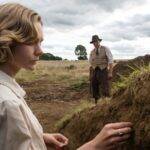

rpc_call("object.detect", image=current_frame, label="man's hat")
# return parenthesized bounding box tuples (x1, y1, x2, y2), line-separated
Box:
(90, 35, 102, 43)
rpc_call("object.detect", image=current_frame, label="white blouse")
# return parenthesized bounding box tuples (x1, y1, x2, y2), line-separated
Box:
(0, 71, 47, 150)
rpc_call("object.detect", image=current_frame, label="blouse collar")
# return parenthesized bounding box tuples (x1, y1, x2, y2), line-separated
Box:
(0, 70, 26, 98)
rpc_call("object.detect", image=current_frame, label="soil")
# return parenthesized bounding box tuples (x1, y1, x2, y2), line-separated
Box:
(58, 68, 150, 150)
(18, 79, 89, 132)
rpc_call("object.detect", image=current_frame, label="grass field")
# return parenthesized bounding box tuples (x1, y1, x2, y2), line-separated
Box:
(16, 60, 89, 83)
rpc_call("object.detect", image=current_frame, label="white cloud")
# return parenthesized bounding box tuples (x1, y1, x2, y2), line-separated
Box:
(1, 0, 150, 60)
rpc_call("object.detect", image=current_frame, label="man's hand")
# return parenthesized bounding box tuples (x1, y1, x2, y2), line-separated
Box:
(108, 72, 113, 80)
(108, 63, 113, 80)
(43, 133, 68, 149)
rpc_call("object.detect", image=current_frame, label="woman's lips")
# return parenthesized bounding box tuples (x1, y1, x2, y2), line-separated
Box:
(31, 60, 38, 64)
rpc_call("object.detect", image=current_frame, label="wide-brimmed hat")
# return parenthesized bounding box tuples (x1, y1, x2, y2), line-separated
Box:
(90, 35, 102, 43)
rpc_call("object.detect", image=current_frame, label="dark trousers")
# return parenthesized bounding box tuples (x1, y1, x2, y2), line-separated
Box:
(90, 67, 110, 101)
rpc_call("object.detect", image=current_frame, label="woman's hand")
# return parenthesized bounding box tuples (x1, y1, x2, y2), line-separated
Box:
(91, 122, 133, 150)
(78, 122, 132, 150)
(43, 133, 68, 149)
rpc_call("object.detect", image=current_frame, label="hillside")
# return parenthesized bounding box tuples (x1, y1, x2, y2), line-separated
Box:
(57, 66, 150, 150)
(112, 54, 150, 82)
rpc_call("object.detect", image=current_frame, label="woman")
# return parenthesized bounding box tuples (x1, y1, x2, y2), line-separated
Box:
(0, 3, 132, 150)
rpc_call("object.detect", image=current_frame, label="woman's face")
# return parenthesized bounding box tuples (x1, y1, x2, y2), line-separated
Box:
(11, 23, 43, 70)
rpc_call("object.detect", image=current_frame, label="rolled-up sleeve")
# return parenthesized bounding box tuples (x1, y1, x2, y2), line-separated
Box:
(89, 51, 93, 65)
(0, 100, 32, 150)
(105, 47, 113, 64)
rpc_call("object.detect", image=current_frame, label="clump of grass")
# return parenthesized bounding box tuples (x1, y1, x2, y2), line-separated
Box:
(70, 76, 88, 91)
(65, 65, 77, 70)
(55, 100, 94, 130)
(112, 65, 150, 94)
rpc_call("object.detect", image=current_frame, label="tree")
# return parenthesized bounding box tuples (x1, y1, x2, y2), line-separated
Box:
(75, 45, 87, 60)
(40, 53, 62, 60)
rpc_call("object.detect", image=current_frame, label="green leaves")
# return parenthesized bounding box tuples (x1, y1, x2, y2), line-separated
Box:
(75, 45, 87, 60)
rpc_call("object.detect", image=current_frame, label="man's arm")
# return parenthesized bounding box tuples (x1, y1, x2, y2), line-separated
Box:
(108, 63, 113, 75)
(105, 47, 113, 78)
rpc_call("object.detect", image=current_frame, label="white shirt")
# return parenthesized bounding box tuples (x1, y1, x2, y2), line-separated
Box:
(103, 46, 113, 64)
(0, 71, 47, 150)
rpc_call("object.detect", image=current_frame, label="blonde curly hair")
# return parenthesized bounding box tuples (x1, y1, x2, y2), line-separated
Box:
(0, 3, 42, 63)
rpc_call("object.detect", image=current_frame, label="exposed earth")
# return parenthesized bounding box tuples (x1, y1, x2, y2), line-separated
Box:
(18, 77, 89, 132)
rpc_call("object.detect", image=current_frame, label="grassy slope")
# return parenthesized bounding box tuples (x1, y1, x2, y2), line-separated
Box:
(58, 66, 150, 150)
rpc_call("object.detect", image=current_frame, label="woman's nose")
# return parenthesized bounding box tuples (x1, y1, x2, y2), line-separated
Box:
(35, 47, 43, 56)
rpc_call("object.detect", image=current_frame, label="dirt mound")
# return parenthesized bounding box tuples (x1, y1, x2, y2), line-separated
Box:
(113, 54, 150, 82)
(58, 70, 150, 150)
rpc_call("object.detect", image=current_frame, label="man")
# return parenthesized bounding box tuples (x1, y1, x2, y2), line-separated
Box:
(89, 35, 113, 104)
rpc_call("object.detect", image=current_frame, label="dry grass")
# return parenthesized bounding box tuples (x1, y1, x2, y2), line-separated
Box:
(16, 60, 89, 85)
(112, 65, 150, 94)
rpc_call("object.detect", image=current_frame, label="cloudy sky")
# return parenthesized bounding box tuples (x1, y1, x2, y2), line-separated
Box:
(1, 0, 150, 60)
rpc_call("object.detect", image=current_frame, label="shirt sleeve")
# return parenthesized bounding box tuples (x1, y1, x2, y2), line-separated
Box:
(0, 100, 32, 150)
(105, 47, 113, 64)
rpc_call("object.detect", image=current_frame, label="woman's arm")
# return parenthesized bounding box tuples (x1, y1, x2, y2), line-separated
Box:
(77, 140, 97, 150)
(0, 100, 32, 150)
